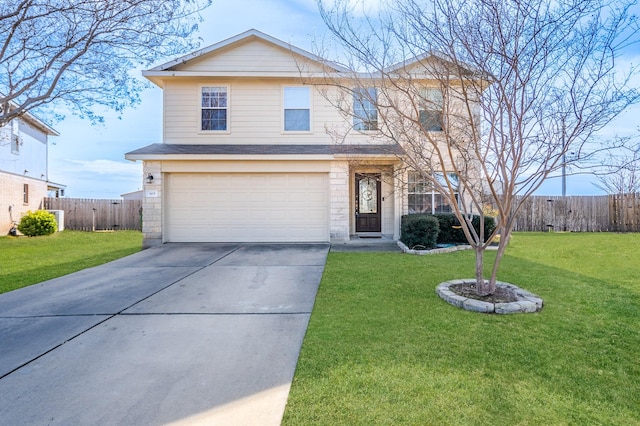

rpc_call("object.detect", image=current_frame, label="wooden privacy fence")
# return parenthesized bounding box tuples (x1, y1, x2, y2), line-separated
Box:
(509, 194, 640, 232)
(43, 194, 640, 233)
(44, 197, 142, 231)
(608, 193, 640, 232)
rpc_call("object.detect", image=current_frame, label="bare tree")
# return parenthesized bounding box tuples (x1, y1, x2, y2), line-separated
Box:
(316, 0, 640, 295)
(0, 0, 211, 126)
(594, 141, 640, 231)
(594, 139, 640, 195)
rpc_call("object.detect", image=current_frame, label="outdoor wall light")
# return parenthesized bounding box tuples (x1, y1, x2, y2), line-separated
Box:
(146, 173, 154, 184)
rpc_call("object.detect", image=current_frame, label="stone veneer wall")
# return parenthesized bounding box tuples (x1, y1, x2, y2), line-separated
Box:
(0, 172, 47, 235)
(329, 161, 350, 242)
(141, 161, 162, 248)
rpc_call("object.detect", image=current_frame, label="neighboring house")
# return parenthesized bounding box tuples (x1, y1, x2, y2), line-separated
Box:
(126, 29, 465, 247)
(121, 190, 143, 201)
(0, 110, 64, 235)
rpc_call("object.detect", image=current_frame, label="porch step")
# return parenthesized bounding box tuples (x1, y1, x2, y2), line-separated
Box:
(330, 235, 401, 252)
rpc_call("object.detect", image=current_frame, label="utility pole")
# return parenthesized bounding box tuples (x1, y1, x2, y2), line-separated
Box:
(561, 117, 567, 198)
(561, 117, 567, 231)
(562, 153, 566, 197)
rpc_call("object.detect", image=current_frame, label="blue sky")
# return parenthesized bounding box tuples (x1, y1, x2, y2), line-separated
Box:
(46, 0, 639, 198)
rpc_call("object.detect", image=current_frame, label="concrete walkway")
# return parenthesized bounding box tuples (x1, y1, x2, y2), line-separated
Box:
(0, 243, 328, 425)
(330, 235, 402, 252)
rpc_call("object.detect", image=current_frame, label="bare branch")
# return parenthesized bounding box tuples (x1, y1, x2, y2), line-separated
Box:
(316, 0, 640, 295)
(0, 0, 211, 125)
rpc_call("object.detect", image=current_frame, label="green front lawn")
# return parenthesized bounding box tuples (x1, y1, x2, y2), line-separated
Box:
(0, 230, 143, 294)
(283, 233, 640, 425)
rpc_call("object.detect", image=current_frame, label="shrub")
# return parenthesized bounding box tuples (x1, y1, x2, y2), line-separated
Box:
(18, 210, 58, 237)
(431, 213, 496, 244)
(400, 214, 440, 249)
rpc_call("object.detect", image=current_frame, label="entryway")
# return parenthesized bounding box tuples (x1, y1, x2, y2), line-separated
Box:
(355, 173, 381, 233)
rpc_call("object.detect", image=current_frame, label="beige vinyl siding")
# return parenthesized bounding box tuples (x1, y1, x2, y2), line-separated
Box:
(170, 39, 328, 74)
(163, 80, 381, 145)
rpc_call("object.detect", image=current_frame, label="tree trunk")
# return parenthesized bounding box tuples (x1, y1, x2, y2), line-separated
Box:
(475, 247, 494, 296)
(488, 229, 510, 291)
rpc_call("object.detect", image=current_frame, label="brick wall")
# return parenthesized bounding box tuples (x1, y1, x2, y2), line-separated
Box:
(141, 161, 162, 248)
(329, 161, 350, 241)
(0, 172, 47, 235)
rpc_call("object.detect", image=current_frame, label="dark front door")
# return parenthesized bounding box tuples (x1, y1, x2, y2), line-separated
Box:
(355, 173, 382, 233)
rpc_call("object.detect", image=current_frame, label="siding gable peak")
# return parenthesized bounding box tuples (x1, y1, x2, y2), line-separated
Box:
(145, 29, 348, 77)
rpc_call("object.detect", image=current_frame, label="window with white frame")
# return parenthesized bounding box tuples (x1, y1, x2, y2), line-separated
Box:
(407, 171, 458, 214)
(11, 120, 19, 154)
(201, 86, 228, 131)
(353, 87, 378, 131)
(283, 86, 310, 131)
(419, 88, 444, 132)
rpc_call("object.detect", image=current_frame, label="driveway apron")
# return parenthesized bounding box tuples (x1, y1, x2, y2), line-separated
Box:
(0, 243, 328, 425)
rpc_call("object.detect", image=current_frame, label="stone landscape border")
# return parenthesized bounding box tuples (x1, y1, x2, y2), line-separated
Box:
(397, 241, 473, 254)
(436, 279, 544, 314)
(396, 241, 499, 254)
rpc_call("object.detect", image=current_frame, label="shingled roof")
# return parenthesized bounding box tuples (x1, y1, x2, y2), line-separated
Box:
(125, 143, 404, 159)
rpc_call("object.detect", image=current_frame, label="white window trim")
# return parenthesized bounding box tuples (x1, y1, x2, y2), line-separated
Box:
(407, 171, 458, 215)
(11, 134, 20, 155)
(11, 120, 20, 154)
(198, 84, 231, 134)
(282, 85, 312, 134)
(353, 87, 379, 132)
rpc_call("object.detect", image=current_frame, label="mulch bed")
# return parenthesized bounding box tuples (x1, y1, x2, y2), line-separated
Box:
(449, 282, 519, 303)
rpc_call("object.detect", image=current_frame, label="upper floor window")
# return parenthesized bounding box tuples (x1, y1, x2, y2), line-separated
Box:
(419, 88, 444, 132)
(23, 184, 29, 204)
(201, 86, 228, 131)
(353, 87, 378, 131)
(407, 171, 458, 214)
(11, 120, 19, 154)
(284, 86, 310, 131)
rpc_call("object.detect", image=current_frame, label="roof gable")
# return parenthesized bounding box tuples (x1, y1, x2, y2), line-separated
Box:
(384, 52, 480, 79)
(2, 101, 59, 136)
(147, 29, 347, 75)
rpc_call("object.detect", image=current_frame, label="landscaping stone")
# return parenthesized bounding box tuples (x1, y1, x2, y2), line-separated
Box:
(436, 279, 543, 314)
(397, 241, 499, 254)
(397, 240, 473, 255)
(463, 298, 494, 313)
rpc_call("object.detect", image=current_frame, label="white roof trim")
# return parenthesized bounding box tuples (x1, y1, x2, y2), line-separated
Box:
(22, 111, 59, 136)
(384, 51, 482, 77)
(2, 99, 59, 136)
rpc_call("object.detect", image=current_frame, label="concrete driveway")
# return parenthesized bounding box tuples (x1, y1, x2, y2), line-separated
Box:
(0, 243, 328, 425)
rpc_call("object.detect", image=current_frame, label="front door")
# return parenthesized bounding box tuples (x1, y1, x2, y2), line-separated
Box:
(355, 173, 382, 233)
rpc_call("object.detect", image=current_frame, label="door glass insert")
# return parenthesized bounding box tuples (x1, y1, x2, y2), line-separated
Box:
(359, 177, 377, 214)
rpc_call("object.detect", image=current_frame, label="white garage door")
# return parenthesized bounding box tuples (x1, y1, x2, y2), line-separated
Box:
(165, 173, 329, 242)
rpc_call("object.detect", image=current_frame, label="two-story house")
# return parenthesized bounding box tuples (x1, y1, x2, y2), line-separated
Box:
(0, 110, 64, 235)
(126, 29, 464, 247)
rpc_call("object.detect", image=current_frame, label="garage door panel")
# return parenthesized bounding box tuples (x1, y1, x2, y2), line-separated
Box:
(269, 192, 287, 202)
(166, 172, 329, 242)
